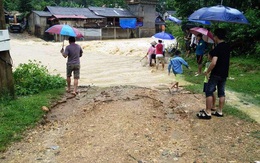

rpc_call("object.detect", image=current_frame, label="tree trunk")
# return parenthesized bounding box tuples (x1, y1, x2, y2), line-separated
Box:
(0, 0, 15, 98)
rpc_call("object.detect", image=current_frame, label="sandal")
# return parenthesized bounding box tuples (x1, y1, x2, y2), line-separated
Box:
(71, 92, 78, 96)
(197, 110, 211, 119)
(199, 109, 216, 112)
(212, 111, 224, 117)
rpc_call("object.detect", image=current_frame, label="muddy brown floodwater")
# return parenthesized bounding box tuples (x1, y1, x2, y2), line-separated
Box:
(0, 33, 259, 163)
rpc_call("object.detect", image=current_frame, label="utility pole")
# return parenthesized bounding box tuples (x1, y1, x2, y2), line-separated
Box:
(0, 0, 15, 98)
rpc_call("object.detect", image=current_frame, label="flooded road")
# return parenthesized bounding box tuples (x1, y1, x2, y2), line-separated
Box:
(9, 36, 260, 123)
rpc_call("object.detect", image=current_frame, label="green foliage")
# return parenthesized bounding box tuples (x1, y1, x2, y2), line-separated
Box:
(170, 1, 260, 58)
(250, 130, 260, 140)
(165, 21, 185, 51)
(29, 0, 56, 11)
(183, 56, 260, 106)
(217, 9, 260, 58)
(223, 105, 256, 123)
(59, 1, 85, 8)
(0, 88, 64, 152)
(13, 60, 66, 96)
(227, 57, 260, 105)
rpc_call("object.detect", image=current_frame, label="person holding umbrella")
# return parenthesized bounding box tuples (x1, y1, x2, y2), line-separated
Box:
(60, 37, 83, 96)
(195, 33, 206, 76)
(197, 28, 231, 119)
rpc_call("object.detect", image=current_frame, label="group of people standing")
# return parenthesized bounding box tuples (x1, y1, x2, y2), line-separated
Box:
(61, 28, 230, 120)
(149, 28, 231, 120)
(145, 39, 165, 70)
(184, 27, 209, 76)
(184, 27, 231, 119)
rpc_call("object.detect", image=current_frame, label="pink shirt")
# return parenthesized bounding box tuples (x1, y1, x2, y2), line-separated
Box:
(147, 46, 155, 55)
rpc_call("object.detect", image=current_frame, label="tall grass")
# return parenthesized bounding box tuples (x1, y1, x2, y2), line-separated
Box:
(0, 88, 64, 152)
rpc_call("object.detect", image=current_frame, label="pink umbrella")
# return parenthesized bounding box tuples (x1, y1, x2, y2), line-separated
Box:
(190, 27, 214, 43)
(45, 24, 83, 48)
(45, 24, 83, 38)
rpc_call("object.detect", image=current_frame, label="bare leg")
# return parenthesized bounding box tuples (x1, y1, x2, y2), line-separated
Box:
(170, 82, 177, 89)
(218, 96, 225, 113)
(67, 77, 71, 92)
(198, 64, 203, 74)
(212, 93, 216, 110)
(175, 82, 179, 90)
(73, 78, 79, 94)
(185, 50, 190, 57)
(162, 63, 164, 70)
(206, 96, 213, 115)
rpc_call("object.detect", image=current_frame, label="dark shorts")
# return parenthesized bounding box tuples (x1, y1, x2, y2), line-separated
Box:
(185, 41, 191, 51)
(205, 75, 227, 97)
(151, 54, 156, 60)
(196, 55, 203, 64)
(67, 64, 80, 79)
(203, 82, 216, 92)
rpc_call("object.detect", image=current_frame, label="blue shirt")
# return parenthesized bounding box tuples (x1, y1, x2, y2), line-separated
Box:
(195, 39, 206, 55)
(168, 56, 189, 74)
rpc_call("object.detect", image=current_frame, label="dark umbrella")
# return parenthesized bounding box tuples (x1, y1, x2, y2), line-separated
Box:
(188, 5, 249, 24)
(188, 18, 211, 25)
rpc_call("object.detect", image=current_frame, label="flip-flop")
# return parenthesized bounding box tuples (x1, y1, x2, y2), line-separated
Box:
(71, 92, 77, 96)
(199, 109, 216, 112)
(212, 111, 224, 117)
(197, 110, 211, 119)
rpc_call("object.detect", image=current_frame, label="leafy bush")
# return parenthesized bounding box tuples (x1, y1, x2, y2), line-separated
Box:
(165, 21, 185, 51)
(13, 60, 66, 96)
(218, 8, 260, 58)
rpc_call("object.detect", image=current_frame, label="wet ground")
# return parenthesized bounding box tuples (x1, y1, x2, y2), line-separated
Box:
(0, 33, 259, 162)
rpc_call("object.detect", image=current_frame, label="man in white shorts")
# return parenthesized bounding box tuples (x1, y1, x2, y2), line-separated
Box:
(155, 40, 165, 70)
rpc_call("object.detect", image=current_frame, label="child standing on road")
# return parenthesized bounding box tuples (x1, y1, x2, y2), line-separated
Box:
(168, 50, 190, 93)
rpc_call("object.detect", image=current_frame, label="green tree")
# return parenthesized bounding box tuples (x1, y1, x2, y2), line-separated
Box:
(18, 0, 33, 12)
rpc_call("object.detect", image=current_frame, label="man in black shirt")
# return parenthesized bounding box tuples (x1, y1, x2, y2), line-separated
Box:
(197, 28, 231, 119)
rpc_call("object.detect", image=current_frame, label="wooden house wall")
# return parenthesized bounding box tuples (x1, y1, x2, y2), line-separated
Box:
(128, 4, 156, 37)
(28, 13, 49, 37)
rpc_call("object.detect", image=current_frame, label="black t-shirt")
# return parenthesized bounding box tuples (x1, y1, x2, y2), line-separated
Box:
(209, 42, 231, 78)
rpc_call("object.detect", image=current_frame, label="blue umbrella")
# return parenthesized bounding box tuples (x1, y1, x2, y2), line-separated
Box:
(188, 18, 211, 25)
(167, 16, 182, 25)
(188, 5, 249, 24)
(152, 32, 175, 40)
(45, 24, 83, 38)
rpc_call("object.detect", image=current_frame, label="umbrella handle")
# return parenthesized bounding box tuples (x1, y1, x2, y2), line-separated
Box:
(62, 39, 64, 49)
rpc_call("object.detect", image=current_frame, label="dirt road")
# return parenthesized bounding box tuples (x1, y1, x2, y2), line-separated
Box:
(0, 33, 259, 162)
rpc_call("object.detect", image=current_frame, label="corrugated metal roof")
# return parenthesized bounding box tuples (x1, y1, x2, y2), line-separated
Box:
(54, 15, 86, 19)
(88, 6, 136, 18)
(45, 6, 104, 19)
(33, 11, 52, 17)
